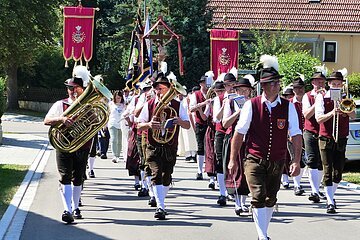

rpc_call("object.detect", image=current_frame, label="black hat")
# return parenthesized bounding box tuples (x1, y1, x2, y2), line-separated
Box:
(235, 77, 253, 89)
(213, 81, 225, 90)
(259, 67, 283, 83)
(327, 71, 345, 81)
(152, 72, 170, 88)
(282, 87, 294, 96)
(199, 75, 207, 83)
(64, 77, 84, 88)
(310, 72, 326, 81)
(223, 73, 237, 83)
(192, 86, 200, 92)
(292, 77, 305, 88)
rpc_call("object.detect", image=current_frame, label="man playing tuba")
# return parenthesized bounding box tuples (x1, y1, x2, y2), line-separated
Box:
(44, 67, 92, 224)
(137, 72, 190, 220)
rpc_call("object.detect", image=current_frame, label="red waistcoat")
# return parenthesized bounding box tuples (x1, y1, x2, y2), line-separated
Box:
(290, 97, 304, 131)
(194, 90, 207, 125)
(147, 98, 181, 149)
(319, 98, 349, 139)
(215, 94, 227, 133)
(304, 92, 319, 134)
(246, 96, 289, 162)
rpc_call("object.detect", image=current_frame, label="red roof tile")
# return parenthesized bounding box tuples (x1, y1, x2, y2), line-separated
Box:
(208, 0, 360, 33)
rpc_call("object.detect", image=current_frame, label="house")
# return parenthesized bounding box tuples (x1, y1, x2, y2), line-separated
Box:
(208, 0, 360, 73)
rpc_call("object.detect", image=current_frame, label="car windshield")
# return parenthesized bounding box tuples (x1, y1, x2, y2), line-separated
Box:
(351, 100, 360, 122)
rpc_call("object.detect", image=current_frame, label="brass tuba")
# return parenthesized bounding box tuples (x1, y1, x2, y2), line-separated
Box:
(49, 78, 113, 152)
(152, 80, 187, 144)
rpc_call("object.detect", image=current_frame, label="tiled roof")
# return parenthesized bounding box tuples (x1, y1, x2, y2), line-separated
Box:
(208, 0, 360, 33)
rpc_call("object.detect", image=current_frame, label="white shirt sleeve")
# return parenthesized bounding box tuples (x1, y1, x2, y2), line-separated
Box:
(314, 93, 325, 120)
(223, 99, 232, 118)
(302, 93, 311, 113)
(179, 101, 190, 121)
(235, 100, 252, 135)
(137, 102, 149, 123)
(212, 96, 221, 123)
(288, 102, 302, 137)
(45, 100, 64, 119)
(189, 93, 197, 108)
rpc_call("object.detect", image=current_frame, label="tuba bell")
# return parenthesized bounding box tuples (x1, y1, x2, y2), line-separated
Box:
(48, 78, 113, 152)
(152, 79, 187, 144)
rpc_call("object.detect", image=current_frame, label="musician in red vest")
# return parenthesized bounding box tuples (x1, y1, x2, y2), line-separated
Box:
(44, 75, 90, 224)
(189, 75, 210, 180)
(302, 71, 327, 203)
(137, 73, 190, 220)
(315, 70, 355, 214)
(228, 55, 302, 240)
(212, 73, 237, 206)
(290, 77, 306, 196)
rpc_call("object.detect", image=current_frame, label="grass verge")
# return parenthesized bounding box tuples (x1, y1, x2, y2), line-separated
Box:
(342, 173, 360, 184)
(0, 164, 28, 218)
(343, 161, 360, 184)
(5, 109, 46, 118)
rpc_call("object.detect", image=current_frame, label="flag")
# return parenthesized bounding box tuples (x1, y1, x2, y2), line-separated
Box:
(144, 14, 153, 75)
(210, 29, 239, 79)
(126, 11, 151, 89)
(63, 6, 95, 67)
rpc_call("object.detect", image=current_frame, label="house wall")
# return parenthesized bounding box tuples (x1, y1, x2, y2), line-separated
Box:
(298, 33, 360, 74)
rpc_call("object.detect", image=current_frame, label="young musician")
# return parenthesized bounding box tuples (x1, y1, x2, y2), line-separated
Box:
(315, 70, 355, 214)
(137, 73, 190, 220)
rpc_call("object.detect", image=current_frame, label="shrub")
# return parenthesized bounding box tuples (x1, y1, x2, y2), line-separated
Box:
(0, 77, 6, 118)
(347, 73, 360, 99)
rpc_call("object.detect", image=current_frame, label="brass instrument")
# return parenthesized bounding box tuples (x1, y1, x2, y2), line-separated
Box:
(49, 78, 113, 152)
(206, 87, 216, 99)
(152, 80, 187, 144)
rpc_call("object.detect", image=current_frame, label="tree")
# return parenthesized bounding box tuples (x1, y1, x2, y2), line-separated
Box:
(0, 0, 63, 109)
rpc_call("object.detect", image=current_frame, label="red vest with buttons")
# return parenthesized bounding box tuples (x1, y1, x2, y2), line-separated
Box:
(304, 92, 319, 134)
(246, 96, 289, 162)
(215, 94, 227, 133)
(290, 97, 304, 131)
(194, 90, 207, 125)
(147, 98, 181, 149)
(319, 97, 349, 139)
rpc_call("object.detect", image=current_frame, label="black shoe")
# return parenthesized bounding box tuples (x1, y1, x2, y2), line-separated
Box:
(73, 208, 83, 219)
(217, 195, 227, 206)
(78, 198, 83, 207)
(334, 199, 337, 209)
(62, 210, 74, 223)
(96, 151, 101, 156)
(192, 156, 197, 163)
(196, 173, 203, 180)
(294, 186, 305, 196)
(309, 193, 320, 203)
(185, 156, 192, 162)
(319, 191, 327, 200)
(134, 183, 141, 191)
(208, 182, 215, 190)
(89, 170, 95, 178)
(235, 208, 242, 216)
(138, 188, 149, 197)
(326, 204, 336, 214)
(154, 208, 166, 220)
(100, 154, 107, 159)
(148, 197, 157, 207)
(226, 194, 235, 202)
(282, 182, 290, 189)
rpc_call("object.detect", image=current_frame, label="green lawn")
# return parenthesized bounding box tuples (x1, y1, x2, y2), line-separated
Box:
(0, 164, 28, 218)
(343, 161, 360, 184)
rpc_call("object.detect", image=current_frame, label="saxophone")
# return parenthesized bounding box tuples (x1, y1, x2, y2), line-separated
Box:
(49, 78, 113, 152)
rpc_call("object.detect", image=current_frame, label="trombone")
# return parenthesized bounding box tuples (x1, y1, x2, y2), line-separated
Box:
(332, 81, 356, 142)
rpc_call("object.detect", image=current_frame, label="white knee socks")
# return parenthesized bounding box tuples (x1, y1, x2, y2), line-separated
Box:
(217, 173, 226, 196)
(59, 184, 72, 213)
(72, 185, 82, 210)
(197, 155, 204, 174)
(88, 157, 95, 171)
(293, 168, 304, 188)
(309, 168, 319, 194)
(253, 207, 268, 240)
(153, 185, 165, 209)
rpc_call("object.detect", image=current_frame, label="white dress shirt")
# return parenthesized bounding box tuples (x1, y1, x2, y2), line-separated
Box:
(235, 94, 302, 137)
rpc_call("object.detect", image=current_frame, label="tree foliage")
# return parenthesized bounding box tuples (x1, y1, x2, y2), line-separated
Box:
(240, 28, 304, 70)
(278, 51, 321, 88)
(347, 73, 360, 98)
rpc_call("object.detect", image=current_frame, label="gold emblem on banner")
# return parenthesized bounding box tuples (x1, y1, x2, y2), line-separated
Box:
(72, 25, 86, 43)
(218, 48, 230, 66)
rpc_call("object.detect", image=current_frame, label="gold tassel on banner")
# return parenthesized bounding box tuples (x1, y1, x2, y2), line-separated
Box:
(80, 58, 83, 66)
(65, 60, 69, 68)
(86, 61, 89, 69)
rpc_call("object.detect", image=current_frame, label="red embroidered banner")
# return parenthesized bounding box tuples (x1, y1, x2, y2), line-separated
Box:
(63, 6, 95, 66)
(210, 29, 239, 79)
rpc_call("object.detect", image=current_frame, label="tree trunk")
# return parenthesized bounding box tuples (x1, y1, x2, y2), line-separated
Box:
(6, 64, 19, 110)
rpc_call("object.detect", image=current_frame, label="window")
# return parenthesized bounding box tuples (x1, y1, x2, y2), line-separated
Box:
(323, 41, 337, 62)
